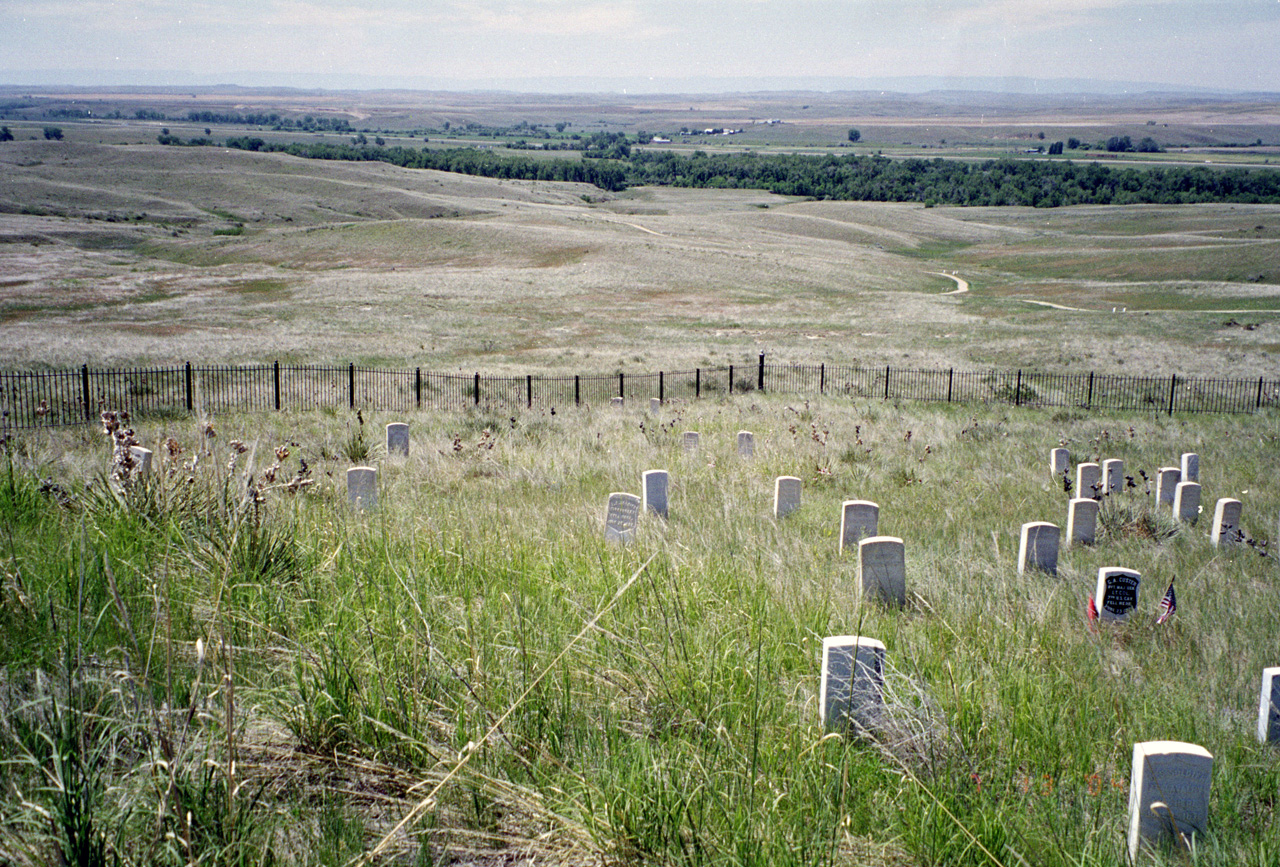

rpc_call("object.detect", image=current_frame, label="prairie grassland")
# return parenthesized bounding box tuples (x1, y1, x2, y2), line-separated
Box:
(1, 140, 1279, 378)
(0, 395, 1278, 865)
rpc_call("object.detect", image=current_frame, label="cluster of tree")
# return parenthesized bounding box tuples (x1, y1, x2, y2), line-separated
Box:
(156, 129, 213, 147)
(185, 111, 352, 132)
(1106, 135, 1162, 153)
(624, 151, 1280, 206)
(221, 138, 628, 190)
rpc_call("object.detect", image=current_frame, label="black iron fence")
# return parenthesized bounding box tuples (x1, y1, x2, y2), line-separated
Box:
(2, 358, 1277, 430)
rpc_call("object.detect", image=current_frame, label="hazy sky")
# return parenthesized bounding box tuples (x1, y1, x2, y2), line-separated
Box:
(4, 0, 1278, 92)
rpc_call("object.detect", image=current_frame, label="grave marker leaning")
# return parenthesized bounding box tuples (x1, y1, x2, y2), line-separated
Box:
(604, 492, 642, 543)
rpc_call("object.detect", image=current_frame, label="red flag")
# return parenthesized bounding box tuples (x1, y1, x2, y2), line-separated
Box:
(1156, 581, 1176, 624)
(1087, 595, 1098, 623)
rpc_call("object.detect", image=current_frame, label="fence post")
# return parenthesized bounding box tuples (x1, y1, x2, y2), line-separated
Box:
(574, 374, 580, 407)
(696, 368, 701, 399)
(947, 368, 954, 403)
(474, 372, 480, 407)
(729, 365, 734, 395)
(81, 364, 91, 421)
(758, 353, 765, 392)
(884, 365, 890, 401)
(1086, 371, 1094, 408)
(1167, 374, 1176, 416)
(527, 374, 533, 409)
(1257, 376, 1265, 410)
(819, 363, 825, 394)
(659, 371, 664, 403)
(185, 361, 194, 413)
(348, 363, 355, 409)
(273, 361, 281, 411)
(415, 368, 422, 409)
(1015, 370, 1023, 407)
(619, 372, 624, 400)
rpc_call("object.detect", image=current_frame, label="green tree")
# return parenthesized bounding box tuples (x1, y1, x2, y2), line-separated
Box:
(43, 126, 63, 140)
(0, 126, 13, 142)
(847, 128, 861, 143)
(1136, 137, 1161, 153)
(1106, 135, 1133, 153)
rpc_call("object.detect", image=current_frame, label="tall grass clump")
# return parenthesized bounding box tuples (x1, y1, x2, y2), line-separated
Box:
(0, 398, 1277, 864)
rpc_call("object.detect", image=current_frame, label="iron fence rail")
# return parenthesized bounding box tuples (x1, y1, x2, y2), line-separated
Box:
(1, 360, 1276, 430)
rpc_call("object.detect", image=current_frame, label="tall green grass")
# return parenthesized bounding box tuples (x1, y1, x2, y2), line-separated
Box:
(0, 398, 1277, 865)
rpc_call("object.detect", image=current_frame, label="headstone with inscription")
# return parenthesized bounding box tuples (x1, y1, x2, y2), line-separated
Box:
(1174, 482, 1201, 525)
(1050, 447, 1069, 477)
(1018, 522, 1060, 575)
(1127, 740, 1213, 861)
(1211, 498, 1243, 548)
(1259, 667, 1280, 744)
(1067, 498, 1099, 547)
(385, 422, 410, 457)
(642, 470, 669, 520)
(1102, 458, 1125, 495)
(820, 635, 886, 730)
(858, 536, 906, 607)
(130, 445, 153, 475)
(839, 500, 880, 555)
(1156, 467, 1181, 507)
(737, 430, 755, 458)
(1077, 463, 1102, 500)
(604, 492, 642, 543)
(1095, 567, 1140, 622)
(650, 397, 661, 416)
(347, 466, 377, 511)
(1181, 452, 1199, 483)
(682, 431, 700, 453)
(774, 476, 802, 519)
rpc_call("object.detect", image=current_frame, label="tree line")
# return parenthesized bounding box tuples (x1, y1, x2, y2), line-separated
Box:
(212, 137, 1279, 206)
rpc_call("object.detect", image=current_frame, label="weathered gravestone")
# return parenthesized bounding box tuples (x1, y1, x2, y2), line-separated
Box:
(347, 466, 378, 511)
(1156, 467, 1181, 507)
(820, 635, 885, 730)
(1127, 741, 1213, 861)
(1077, 463, 1102, 500)
(1095, 567, 1140, 622)
(737, 430, 755, 458)
(839, 500, 880, 555)
(1102, 458, 1125, 495)
(610, 396, 624, 409)
(1017, 522, 1060, 575)
(1173, 481, 1201, 525)
(858, 536, 906, 607)
(1258, 667, 1280, 744)
(1211, 498, 1243, 548)
(604, 492, 642, 543)
(642, 470, 669, 520)
(385, 422, 410, 457)
(682, 431, 700, 453)
(130, 445, 153, 475)
(1050, 447, 1069, 477)
(1067, 498, 1099, 547)
(650, 397, 661, 416)
(1181, 452, 1199, 483)
(774, 476, 802, 519)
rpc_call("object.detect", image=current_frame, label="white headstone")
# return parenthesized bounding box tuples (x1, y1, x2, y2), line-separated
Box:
(839, 500, 880, 555)
(1127, 741, 1213, 861)
(642, 470, 669, 520)
(1181, 452, 1199, 483)
(737, 430, 755, 458)
(385, 422, 410, 457)
(1017, 522, 1060, 575)
(1095, 567, 1140, 622)
(650, 397, 661, 416)
(604, 492, 642, 543)
(858, 536, 906, 607)
(820, 636, 885, 730)
(1067, 498, 1099, 547)
(1050, 447, 1069, 477)
(1258, 667, 1280, 744)
(682, 431, 700, 453)
(774, 476, 802, 519)
(1077, 463, 1102, 500)
(130, 445, 153, 475)
(1156, 467, 1181, 507)
(1173, 481, 1201, 525)
(347, 466, 377, 511)
(610, 396, 624, 409)
(1102, 458, 1125, 495)
(1211, 498, 1243, 548)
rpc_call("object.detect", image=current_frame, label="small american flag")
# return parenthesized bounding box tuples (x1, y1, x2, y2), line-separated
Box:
(1156, 581, 1176, 624)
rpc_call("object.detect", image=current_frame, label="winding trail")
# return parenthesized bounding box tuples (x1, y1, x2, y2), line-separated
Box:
(931, 272, 969, 295)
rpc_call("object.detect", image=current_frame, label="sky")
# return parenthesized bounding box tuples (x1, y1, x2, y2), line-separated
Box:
(3, 0, 1279, 93)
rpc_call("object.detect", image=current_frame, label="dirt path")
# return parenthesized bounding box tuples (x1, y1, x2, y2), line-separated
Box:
(931, 272, 969, 295)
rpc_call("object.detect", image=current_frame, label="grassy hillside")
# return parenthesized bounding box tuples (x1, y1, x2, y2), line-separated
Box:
(1, 396, 1277, 864)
